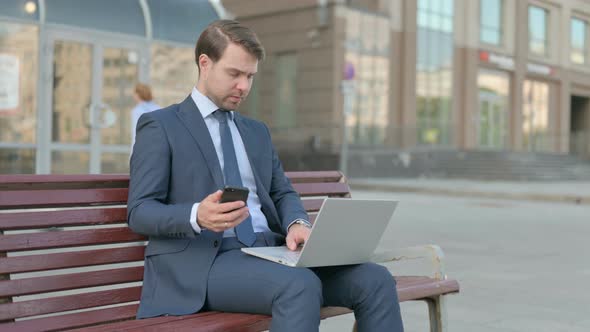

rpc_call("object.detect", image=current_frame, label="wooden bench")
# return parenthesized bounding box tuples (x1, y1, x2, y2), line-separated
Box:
(0, 171, 459, 331)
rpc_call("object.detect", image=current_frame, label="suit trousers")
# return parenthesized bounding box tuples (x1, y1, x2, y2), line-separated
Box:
(204, 233, 404, 332)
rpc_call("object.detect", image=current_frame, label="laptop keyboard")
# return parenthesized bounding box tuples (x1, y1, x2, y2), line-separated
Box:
(280, 249, 301, 264)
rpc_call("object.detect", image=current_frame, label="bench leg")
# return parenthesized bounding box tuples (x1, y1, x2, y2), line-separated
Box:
(427, 296, 447, 332)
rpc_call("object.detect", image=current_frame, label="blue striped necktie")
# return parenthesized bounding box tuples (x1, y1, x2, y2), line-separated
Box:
(213, 110, 256, 246)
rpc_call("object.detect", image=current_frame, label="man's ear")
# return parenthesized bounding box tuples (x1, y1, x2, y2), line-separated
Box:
(198, 54, 211, 74)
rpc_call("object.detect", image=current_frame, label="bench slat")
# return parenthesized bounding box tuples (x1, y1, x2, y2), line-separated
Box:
(292, 182, 351, 197)
(0, 303, 140, 332)
(0, 208, 127, 231)
(0, 246, 145, 274)
(0, 286, 142, 320)
(396, 277, 460, 302)
(125, 312, 272, 332)
(0, 228, 145, 252)
(0, 266, 143, 297)
(285, 171, 344, 183)
(0, 188, 128, 209)
(0, 174, 129, 186)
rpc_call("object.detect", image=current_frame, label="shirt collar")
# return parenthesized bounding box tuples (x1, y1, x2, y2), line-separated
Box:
(191, 87, 234, 121)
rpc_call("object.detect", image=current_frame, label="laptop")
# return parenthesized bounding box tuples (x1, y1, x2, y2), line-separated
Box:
(241, 198, 398, 267)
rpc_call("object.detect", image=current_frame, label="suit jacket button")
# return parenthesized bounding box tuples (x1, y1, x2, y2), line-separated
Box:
(213, 240, 219, 248)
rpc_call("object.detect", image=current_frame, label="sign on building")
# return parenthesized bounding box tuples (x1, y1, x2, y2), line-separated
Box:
(0, 54, 20, 113)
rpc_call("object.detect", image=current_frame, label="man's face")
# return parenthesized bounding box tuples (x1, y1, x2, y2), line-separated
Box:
(198, 43, 258, 111)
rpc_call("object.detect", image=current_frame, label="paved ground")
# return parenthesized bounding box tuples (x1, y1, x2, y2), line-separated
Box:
(349, 178, 590, 205)
(319, 188, 590, 332)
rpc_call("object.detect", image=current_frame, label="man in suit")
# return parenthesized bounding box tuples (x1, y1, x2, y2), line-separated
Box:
(128, 20, 404, 332)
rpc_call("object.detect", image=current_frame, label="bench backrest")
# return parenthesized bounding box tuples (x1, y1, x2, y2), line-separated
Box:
(0, 171, 350, 325)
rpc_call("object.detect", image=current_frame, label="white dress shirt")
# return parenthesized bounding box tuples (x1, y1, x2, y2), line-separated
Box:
(189, 87, 271, 237)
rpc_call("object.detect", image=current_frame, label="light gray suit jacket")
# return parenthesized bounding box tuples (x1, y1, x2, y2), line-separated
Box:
(127, 96, 308, 318)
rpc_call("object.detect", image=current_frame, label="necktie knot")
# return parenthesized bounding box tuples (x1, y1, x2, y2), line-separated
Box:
(213, 109, 229, 124)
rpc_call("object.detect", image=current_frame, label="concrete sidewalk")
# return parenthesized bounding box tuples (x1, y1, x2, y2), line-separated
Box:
(349, 178, 590, 205)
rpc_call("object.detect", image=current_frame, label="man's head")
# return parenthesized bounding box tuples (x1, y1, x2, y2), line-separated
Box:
(195, 20, 265, 110)
(134, 83, 153, 102)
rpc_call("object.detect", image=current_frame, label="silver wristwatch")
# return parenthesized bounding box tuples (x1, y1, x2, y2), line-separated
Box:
(291, 219, 312, 229)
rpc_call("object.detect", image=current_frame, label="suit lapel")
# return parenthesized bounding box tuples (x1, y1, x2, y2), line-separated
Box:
(176, 96, 224, 189)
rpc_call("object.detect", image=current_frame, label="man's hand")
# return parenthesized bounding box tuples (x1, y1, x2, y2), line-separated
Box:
(286, 224, 311, 251)
(197, 190, 249, 233)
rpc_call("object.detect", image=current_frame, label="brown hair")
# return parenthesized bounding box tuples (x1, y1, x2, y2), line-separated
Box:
(134, 83, 153, 101)
(195, 20, 265, 72)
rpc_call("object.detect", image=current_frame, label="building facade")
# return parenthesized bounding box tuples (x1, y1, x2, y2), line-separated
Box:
(223, 0, 590, 171)
(2, 0, 590, 175)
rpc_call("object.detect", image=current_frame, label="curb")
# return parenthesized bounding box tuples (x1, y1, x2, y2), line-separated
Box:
(349, 182, 590, 205)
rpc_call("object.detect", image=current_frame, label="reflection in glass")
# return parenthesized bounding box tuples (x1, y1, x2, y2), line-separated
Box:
(477, 70, 509, 149)
(416, 0, 454, 145)
(150, 43, 196, 108)
(0, 148, 35, 173)
(101, 152, 129, 173)
(0, 22, 38, 144)
(345, 9, 390, 145)
(2, 0, 40, 21)
(480, 0, 503, 45)
(529, 6, 548, 56)
(52, 40, 92, 144)
(571, 18, 586, 65)
(101, 47, 138, 146)
(522, 80, 550, 152)
(275, 53, 297, 128)
(51, 150, 89, 174)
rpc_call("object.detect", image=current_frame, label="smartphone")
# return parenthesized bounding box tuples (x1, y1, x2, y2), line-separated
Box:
(220, 185, 249, 204)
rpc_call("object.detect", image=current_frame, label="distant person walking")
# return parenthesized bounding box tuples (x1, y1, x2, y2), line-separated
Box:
(131, 83, 160, 151)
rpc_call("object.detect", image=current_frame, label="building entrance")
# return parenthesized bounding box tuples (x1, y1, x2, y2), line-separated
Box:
(570, 95, 590, 159)
(38, 29, 148, 173)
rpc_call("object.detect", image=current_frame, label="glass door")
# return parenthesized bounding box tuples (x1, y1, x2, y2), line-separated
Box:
(40, 29, 147, 174)
(477, 70, 509, 149)
(477, 92, 506, 149)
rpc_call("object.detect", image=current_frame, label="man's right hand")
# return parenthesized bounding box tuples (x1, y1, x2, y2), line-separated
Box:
(196, 190, 249, 233)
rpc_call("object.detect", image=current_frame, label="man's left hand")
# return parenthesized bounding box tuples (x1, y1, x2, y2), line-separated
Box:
(286, 224, 311, 251)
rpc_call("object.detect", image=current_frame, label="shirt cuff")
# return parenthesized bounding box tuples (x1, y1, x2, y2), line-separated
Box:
(190, 202, 202, 233)
(287, 218, 311, 232)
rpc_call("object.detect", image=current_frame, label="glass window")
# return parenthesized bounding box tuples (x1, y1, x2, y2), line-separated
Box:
(51, 150, 89, 174)
(480, 0, 503, 45)
(529, 5, 549, 56)
(46, 0, 145, 36)
(148, 0, 219, 44)
(150, 43, 197, 108)
(522, 80, 551, 152)
(51, 40, 92, 144)
(0, 148, 35, 173)
(242, 79, 259, 118)
(416, 0, 454, 146)
(275, 53, 297, 128)
(344, 10, 390, 146)
(571, 17, 587, 65)
(101, 47, 139, 146)
(101, 152, 129, 173)
(0, 22, 38, 144)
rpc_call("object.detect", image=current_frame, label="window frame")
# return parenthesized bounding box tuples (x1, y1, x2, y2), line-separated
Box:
(479, 0, 504, 47)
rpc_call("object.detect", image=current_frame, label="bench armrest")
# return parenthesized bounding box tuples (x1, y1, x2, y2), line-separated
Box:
(371, 244, 447, 280)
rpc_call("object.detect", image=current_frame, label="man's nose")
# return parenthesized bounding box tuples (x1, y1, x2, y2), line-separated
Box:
(236, 76, 249, 92)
